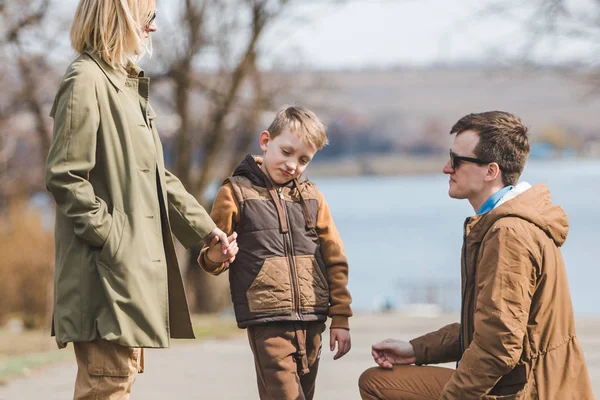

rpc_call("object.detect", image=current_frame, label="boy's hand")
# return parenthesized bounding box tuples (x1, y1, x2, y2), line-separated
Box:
(330, 328, 351, 360)
(206, 232, 238, 266)
(371, 339, 416, 369)
(204, 227, 231, 255)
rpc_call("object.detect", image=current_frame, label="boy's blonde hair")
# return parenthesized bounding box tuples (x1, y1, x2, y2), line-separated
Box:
(267, 106, 328, 150)
(70, 0, 155, 68)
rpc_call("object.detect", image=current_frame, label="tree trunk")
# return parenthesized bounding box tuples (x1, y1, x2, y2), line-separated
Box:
(184, 244, 231, 313)
(175, 1, 289, 314)
(173, 69, 192, 187)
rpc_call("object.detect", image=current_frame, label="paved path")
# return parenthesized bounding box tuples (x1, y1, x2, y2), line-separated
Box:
(1, 313, 598, 399)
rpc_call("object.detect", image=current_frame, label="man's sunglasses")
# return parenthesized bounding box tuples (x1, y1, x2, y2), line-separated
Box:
(449, 149, 492, 170)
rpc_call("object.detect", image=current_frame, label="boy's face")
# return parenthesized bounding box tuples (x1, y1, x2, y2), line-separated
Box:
(259, 126, 318, 185)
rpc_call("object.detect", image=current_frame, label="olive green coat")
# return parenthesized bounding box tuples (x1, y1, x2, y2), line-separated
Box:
(45, 51, 215, 348)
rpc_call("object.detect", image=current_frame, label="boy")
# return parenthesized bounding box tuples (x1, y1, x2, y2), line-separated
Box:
(198, 106, 352, 400)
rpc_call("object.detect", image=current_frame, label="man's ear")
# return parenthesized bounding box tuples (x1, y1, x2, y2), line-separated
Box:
(259, 131, 270, 152)
(484, 162, 501, 182)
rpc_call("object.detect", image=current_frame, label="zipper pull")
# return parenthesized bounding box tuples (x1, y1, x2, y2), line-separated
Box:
(277, 187, 284, 200)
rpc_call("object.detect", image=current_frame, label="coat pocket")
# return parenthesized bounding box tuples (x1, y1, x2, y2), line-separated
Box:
(485, 363, 532, 400)
(98, 207, 126, 268)
(295, 255, 329, 311)
(247, 256, 292, 313)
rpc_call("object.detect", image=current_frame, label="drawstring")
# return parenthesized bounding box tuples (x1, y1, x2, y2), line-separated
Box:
(294, 323, 310, 375)
(293, 179, 315, 229)
(264, 179, 289, 234)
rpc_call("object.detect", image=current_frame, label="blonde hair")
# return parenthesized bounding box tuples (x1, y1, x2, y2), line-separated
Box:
(267, 106, 328, 150)
(70, 0, 155, 68)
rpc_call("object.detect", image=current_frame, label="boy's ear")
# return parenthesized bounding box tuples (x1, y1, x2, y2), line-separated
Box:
(259, 130, 270, 152)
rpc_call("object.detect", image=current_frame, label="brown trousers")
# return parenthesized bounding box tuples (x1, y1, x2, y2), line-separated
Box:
(247, 321, 326, 400)
(73, 339, 144, 400)
(359, 365, 454, 400)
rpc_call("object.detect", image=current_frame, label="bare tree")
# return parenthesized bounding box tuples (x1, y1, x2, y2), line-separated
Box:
(0, 0, 70, 199)
(475, 1, 600, 74)
(0, 0, 66, 328)
(1, 0, 54, 162)
(147, 0, 301, 312)
(1, 0, 346, 314)
(150, 0, 292, 197)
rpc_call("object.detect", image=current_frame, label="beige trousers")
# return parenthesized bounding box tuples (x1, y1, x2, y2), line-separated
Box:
(359, 365, 454, 400)
(247, 321, 326, 400)
(73, 339, 144, 400)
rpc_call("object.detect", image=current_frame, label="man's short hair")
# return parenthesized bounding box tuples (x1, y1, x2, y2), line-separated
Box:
(450, 111, 530, 186)
(266, 106, 328, 150)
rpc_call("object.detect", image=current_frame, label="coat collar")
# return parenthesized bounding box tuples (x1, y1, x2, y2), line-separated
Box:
(84, 51, 144, 91)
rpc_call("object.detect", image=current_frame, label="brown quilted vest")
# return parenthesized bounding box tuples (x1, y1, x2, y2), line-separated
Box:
(225, 155, 329, 328)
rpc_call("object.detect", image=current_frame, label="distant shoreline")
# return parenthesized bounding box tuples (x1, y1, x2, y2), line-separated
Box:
(309, 154, 446, 177)
(308, 154, 600, 178)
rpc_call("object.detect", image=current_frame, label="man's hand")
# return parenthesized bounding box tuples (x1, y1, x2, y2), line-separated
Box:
(205, 232, 238, 267)
(371, 339, 416, 369)
(330, 328, 351, 360)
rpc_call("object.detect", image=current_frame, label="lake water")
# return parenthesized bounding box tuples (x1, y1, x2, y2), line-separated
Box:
(314, 159, 600, 316)
(31, 158, 598, 316)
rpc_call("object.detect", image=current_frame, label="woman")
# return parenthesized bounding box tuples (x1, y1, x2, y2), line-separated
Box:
(45, 1, 236, 398)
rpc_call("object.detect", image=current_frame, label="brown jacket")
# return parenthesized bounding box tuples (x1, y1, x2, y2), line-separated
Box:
(198, 155, 352, 329)
(410, 183, 593, 399)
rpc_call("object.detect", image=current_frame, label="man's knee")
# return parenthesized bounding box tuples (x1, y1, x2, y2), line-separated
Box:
(359, 365, 454, 400)
(358, 367, 381, 394)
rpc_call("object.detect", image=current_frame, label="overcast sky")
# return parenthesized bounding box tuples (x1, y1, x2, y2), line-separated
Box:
(51, 0, 597, 70)
(259, 0, 597, 69)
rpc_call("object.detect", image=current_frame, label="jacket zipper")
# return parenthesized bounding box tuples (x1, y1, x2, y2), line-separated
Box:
(277, 188, 302, 320)
(458, 217, 469, 366)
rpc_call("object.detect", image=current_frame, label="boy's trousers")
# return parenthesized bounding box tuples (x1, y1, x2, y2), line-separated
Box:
(247, 321, 327, 400)
(358, 365, 453, 400)
(73, 339, 144, 400)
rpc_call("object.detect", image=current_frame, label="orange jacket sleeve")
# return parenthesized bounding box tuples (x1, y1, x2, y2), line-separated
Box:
(410, 323, 461, 365)
(316, 190, 353, 330)
(198, 183, 239, 275)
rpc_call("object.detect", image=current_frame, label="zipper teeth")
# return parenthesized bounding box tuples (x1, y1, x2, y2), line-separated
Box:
(278, 188, 301, 319)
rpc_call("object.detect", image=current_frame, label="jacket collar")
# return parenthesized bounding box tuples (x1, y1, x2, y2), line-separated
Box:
(231, 155, 314, 231)
(465, 182, 567, 247)
(84, 51, 144, 91)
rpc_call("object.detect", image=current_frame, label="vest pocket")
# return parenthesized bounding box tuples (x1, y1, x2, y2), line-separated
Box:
(247, 256, 292, 313)
(295, 255, 329, 311)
